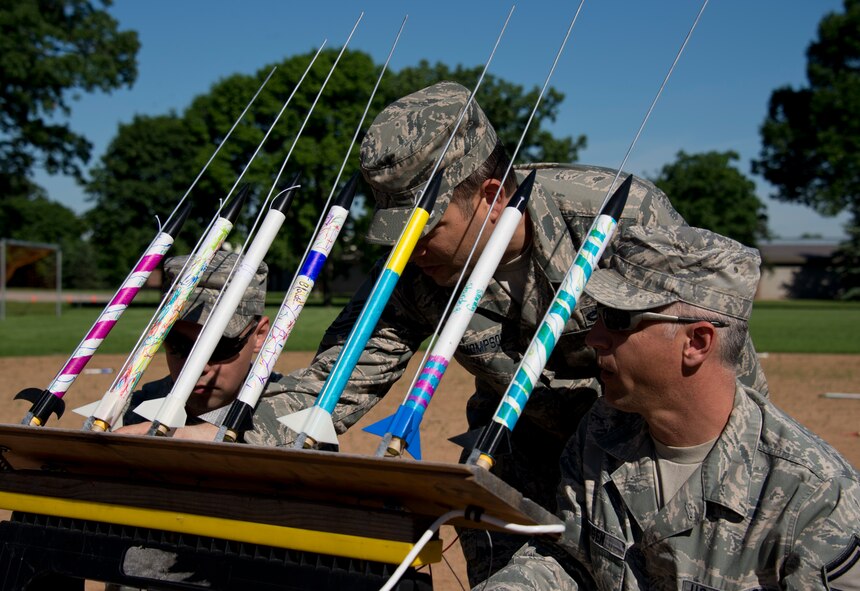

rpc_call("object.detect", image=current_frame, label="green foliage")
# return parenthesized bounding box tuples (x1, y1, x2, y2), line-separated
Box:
(0, 0, 139, 290)
(754, 0, 860, 298)
(85, 113, 203, 282)
(0, 0, 139, 187)
(83, 48, 585, 291)
(830, 223, 860, 300)
(651, 150, 769, 247)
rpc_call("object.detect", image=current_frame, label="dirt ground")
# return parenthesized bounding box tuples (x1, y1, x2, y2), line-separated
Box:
(1, 352, 858, 590)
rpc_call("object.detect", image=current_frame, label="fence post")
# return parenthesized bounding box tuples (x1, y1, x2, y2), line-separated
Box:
(56, 247, 62, 317)
(1, 239, 6, 321)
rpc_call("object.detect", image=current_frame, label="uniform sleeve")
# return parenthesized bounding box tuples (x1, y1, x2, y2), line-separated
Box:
(474, 542, 582, 591)
(474, 417, 597, 590)
(554, 418, 594, 569)
(245, 260, 435, 446)
(784, 474, 860, 590)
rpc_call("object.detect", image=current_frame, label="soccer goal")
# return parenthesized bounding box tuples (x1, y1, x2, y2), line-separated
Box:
(0, 238, 62, 320)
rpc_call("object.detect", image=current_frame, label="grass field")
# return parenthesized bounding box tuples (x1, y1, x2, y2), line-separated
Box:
(0, 299, 338, 356)
(748, 300, 860, 353)
(1, 297, 859, 357)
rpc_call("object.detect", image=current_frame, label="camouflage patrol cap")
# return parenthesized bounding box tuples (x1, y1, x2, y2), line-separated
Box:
(584, 226, 761, 320)
(163, 250, 267, 338)
(360, 81, 498, 245)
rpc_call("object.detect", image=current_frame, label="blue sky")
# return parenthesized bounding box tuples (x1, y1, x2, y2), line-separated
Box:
(33, 0, 849, 240)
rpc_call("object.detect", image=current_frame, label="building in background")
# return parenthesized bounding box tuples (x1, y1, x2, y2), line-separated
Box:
(757, 239, 840, 300)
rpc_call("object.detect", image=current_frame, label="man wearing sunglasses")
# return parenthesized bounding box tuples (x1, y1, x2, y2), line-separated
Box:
(116, 251, 273, 439)
(479, 225, 860, 590)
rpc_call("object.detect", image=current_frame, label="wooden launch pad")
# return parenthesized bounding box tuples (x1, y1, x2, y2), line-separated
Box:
(0, 423, 560, 590)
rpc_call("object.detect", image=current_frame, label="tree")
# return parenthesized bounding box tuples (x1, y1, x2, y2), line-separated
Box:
(86, 48, 586, 295)
(753, 0, 860, 298)
(830, 225, 860, 300)
(651, 150, 768, 247)
(86, 114, 202, 283)
(0, 0, 139, 193)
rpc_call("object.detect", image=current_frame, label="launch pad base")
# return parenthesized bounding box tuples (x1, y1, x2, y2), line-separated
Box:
(0, 424, 559, 590)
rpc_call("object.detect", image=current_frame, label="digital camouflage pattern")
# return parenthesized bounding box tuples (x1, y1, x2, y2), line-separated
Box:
(163, 250, 267, 338)
(477, 385, 860, 590)
(246, 163, 769, 584)
(585, 225, 760, 320)
(360, 81, 497, 245)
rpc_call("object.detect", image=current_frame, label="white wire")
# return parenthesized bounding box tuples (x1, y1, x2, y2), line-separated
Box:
(379, 509, 565, 591)
(162, 66, 277, 227)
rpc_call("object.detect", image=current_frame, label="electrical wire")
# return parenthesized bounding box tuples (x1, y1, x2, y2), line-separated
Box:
(379, 509, 564, 591)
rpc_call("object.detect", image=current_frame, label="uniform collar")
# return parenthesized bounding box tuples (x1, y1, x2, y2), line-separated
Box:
(474, 170, 578, 328)
(701, 384, 762, 518)
(520, 171, 576, 284)
(475, 172, 575, 322)
(593, 384, 761, 522)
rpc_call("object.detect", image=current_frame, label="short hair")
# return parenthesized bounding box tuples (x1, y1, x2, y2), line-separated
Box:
(659, 301, 747, 368)
(450, 141, 517, 218)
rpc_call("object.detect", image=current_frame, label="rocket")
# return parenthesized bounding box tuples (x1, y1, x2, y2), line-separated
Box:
(15, 66, 280, 428)
(133, 173, 301, 435)
(130, 12, 379, 438)
(467, 174, 633, 469)
(279, 170, 444, 448)
(363, 170, 537, 459)
(215, 174, 358, 442)
(16, 202, 192, 427)
(277, 1, 509, 448)
(74, 188, 249, 431)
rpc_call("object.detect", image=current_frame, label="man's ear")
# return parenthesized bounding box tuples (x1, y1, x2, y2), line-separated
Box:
(252, 316, 270, 354)
(479, 178, 506, 221)
(682, 323, 717, 369)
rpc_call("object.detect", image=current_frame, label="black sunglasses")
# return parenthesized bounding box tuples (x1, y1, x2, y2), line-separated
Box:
(596, 307, 728, 332)
(164, 318, 260, 363)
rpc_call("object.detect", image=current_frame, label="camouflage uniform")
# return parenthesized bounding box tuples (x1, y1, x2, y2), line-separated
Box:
(247, 165, 770, 582)
(246, 83, 768, 584)
(479, 386, 860, 591)
(478, 226, 860, 590)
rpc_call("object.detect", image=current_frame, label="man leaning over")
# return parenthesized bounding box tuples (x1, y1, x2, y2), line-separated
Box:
(478, 225, 860, 590)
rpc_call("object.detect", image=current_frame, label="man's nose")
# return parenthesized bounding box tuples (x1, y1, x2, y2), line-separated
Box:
(585, 316, 611, 351)
(201, 357, 218, 373)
